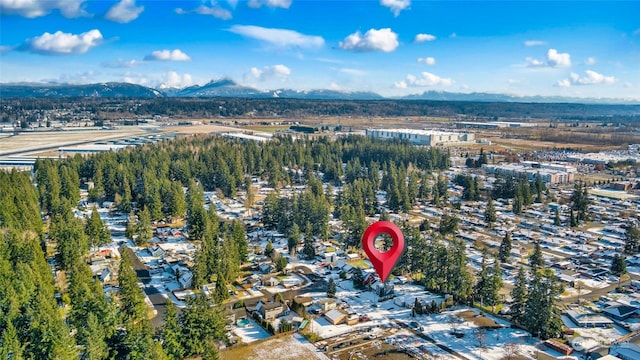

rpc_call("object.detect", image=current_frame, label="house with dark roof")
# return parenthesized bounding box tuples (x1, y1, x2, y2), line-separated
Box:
(256, 300, 288, 321)
(604, 304, 638, 321)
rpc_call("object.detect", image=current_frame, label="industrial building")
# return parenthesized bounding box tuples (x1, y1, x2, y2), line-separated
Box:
(482, 162, 576, 184)
(366, 129, 474, 146)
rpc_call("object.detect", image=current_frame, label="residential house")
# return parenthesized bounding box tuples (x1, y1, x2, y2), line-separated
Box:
(609, 343, 640, 360)
(566, 306, 614, 328)
(317, 298, 337, 313)
(256, 301, 288, 321)
(604, 305, 638, 321)
(324, 309, 347, 325)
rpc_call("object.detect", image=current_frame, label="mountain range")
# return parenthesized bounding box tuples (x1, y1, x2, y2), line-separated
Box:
(1, 79, 638, 105)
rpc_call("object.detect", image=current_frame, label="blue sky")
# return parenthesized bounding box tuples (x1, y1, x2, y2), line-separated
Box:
(1, 0, 639, 99)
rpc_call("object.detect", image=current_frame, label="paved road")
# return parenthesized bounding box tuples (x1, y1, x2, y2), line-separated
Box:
(561, 274, 638, 304)
(124, 247, 169, 328)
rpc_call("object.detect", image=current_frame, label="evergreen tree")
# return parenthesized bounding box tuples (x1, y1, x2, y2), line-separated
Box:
(485, 197, 496, 228)
(610, 254, 627, 276)
(288, 223, 301, 256)
(125, 210, 137, 240)
(474, 250, 501, 308)
(553, 208, 561, 226)
(214, 273, 229, 303)
(86, 206, 110, 249)
(265, 240, 274, 258)
(510, 267, 527, 325)
(168, 181, 186, 219)
(352, 267, 366, 290)
(118, 248, 149, 323)
(513, 193, 523, 214)
(0, 322, 24, 360)
(413, 298, 424, 315)
(162, 301, 184, 360)
(179, 295, 225, 357)
(529, 242, 544, 270)
(187, 181, 207, 241)
(302, 222, 315, 260)
(202, 340, 221, 360)
(570, 182, 590, 224)
(327, 278, 337, 298)
(498, 232, 512, 263)
(51, 212, 88, 270)
(523, 269, 563, 339)
(84, 312, 109, 360)
(275, 255, 288, 272)
(136, 206, 153, 245)
(624, 223, 640, 254)
(438, 213, 459, 236)
(231, 220, 248, 263)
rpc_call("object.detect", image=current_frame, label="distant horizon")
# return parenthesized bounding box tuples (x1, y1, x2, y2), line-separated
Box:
(3, 79, 640, 104)
(1, 1, 639, 99)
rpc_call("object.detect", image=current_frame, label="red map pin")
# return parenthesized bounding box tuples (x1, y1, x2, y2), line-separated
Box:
(361, 221, 405, 283)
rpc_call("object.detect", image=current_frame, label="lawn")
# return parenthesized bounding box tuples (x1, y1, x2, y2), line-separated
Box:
(347, 259, 371, 269)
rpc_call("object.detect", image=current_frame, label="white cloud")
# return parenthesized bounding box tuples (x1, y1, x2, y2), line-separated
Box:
(546, 48, 571, 67)
(624, 82, 633, 88)
(556, 70, 616, 87)
(525, 57, 545, 67)
(395, 72, 454, 88)
(105, 0, 143, 23)
(414, 33, 436, 43)
(144, 49, 191, 61)
(336, 68, 367, 76)
(0, 45, 13, 53)
(524, 40, 546, 47)
(449, 32, 457, 38)
(102, 59, 141, 68)
(159, 71, 193, 89)
(380, 0, 410, 16)
(0, 0, 88, 18)
(633, 29, 640, 36)
(418, 57, 436, 65)
(244, 64, 291, 82)
(329, 82, 341, 90)
(339, 28, 399, 53)
(525, 48, 571, 68)
(229, 25, 324, 48)
(54, 70, 99, 84)
(175, 4, 232, 20)
(24, 29, 103, 55)
(247, 0, 291, 9)
(584, 57, 596, 65)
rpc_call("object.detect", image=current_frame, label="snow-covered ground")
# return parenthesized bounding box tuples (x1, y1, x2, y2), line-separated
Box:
(562, 315, 629, 345)
(299, 273, 546, 360)
(233, 318, 271, 344)
(407, 309, 540, 360)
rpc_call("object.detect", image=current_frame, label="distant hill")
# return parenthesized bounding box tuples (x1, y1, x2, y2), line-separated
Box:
(1, 80, 638, 105)
(0, 82, 163, 98)
(400, 90, 640, 105)
(163, 79, 384, 100)
(164, 78, 265, 97)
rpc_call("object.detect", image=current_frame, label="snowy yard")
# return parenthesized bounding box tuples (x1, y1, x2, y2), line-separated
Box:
(232, 318, 271, 344)
(562, 315, 629, 345)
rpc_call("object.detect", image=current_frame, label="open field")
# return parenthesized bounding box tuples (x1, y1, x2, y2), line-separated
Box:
(219, 334, 326, 360)
(163, 123, 242, 134)
(0, 128, 150, 156)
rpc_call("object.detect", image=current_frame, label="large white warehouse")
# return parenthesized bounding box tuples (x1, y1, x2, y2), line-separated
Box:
(366, 128, 475, 146)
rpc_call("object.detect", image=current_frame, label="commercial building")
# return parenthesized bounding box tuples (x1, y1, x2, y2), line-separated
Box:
(482, 162, 576, 184)
(366, 128, 474, 146)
